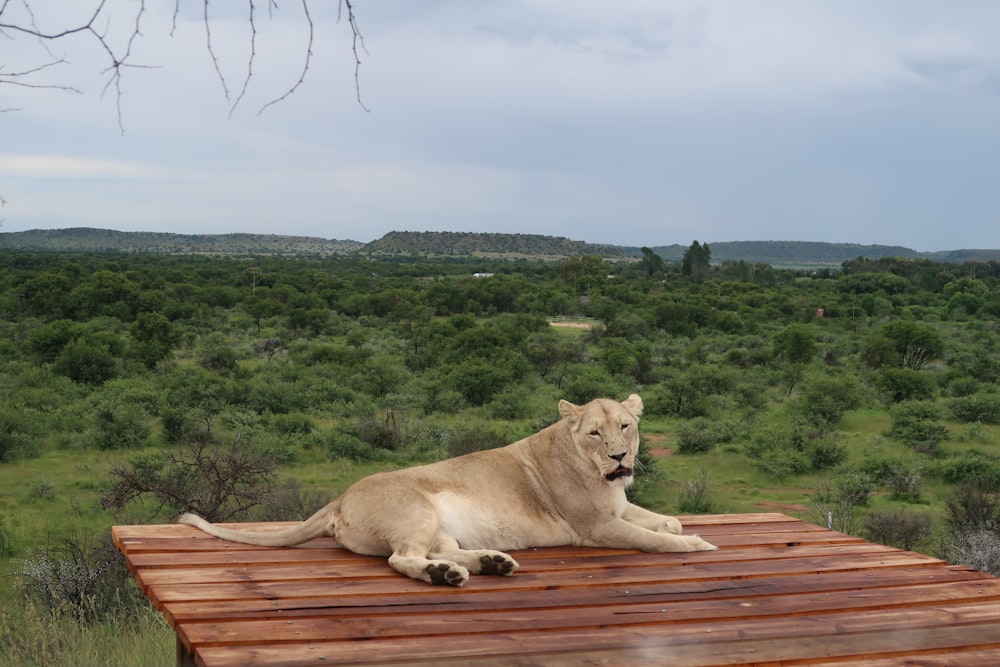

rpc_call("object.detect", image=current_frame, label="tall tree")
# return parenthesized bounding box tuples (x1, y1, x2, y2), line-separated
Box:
(681, 240, 712, 279)
(640, 247, 665, 277)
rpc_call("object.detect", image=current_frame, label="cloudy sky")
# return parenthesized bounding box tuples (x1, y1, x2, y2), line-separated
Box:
(2, 1, 998, 251)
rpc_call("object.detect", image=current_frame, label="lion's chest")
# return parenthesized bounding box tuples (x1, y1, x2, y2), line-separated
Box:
(431, 491, 573, 550)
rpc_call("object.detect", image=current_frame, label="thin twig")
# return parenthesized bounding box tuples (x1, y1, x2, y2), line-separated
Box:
(258, 0, 314, 115)
(342, 0, 369, 112)
(203, 0, 231, 101)
(230, 0, 257, 117)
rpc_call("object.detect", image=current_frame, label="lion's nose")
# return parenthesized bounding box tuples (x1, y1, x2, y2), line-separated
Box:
(610, 452, 626, 462)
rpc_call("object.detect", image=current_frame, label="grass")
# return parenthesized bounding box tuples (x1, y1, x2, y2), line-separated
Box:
(2, 401, 999, 666)
(0, 598, 173, 667)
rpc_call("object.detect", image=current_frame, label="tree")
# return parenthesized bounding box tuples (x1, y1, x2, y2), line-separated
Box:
(774, 324, 817, 365)
(640, 247, 665, 277)
(130, 311, 178, 369)
(559, 255, 607, 293)
(872, 321, 945, 371)
(1, 1, 366, 129)
(102, 439, 281, 522)
(681, 240, 711, 279)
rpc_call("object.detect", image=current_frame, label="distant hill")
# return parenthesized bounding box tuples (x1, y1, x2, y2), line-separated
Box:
(0, 228, 363, 255)
(360, 231, 627, 260)
(3, 227, 999, 265)
(638, 241, 1000, 266)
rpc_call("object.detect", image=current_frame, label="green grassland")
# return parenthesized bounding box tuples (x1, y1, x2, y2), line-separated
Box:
(2, 247, 1000, 666)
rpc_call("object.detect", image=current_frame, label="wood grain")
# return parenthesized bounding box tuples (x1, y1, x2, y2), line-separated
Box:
(114, 513, 1000, 667)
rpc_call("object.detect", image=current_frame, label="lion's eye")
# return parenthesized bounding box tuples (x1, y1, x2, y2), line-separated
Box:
(622, 424, 629, 432)
(589, 430, 601, 437)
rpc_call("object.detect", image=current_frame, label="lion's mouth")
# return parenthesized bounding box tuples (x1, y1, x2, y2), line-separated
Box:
(605, 466, 633, 481)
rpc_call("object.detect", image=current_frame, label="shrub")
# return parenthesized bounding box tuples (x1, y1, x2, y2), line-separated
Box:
(945, 482, 1000, 533)
(160, 406, 197, 444)
(789, 373, 864, 428)
(806, 437, 848, 471)
(888, 401, 948, 454)
(270, 413, 316, 436)
(488, 388, 533, 420)
(746, 424, 809, 478)
(888, 467, 924, 503)
(449, 359, 516, 407)
(102, 439, 281, 522)
(561, 366, 621, 406)
(836, 471, 875, 507)
(934, 450, 1000, 491)
(949, 392, 1000, 424)
(447, 424, 511, 458)
(327, 433, 385, 462)
(948, 528, 1000, 577)
(678, 471, 713, 514)
(861, 455, 906, 484)
(863, 509, 933, 551)
(754, 446, 810, 479)
(0, 406, 39, 462)
(92, 400, 151, 451)
(675, 418, 719, 454)
(875, 368, 935, 403)
(14, 532, 143, 622)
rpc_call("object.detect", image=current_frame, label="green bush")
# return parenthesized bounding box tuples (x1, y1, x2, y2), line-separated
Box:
(0, 406, 39, 462)
(270, 413, 316, 435)
(863, 509, 932, 550)
(675, 418, 719, 454)
(875, 368, 935, 403)
(92, 401, 151, 451)
(677, 471, 714, 513)
(888, 401, 948, 454)
(806, 437, 848, 470)
(488, 388, 533, 420)
(789, 373, 864, 428)
(934, 450, 1000, 490)
(949, 392, 1000, 424)
(561, 366, 620, 406)
(446, 424, 510, 458)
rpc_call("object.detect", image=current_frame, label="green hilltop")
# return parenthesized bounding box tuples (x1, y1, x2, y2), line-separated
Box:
(2, 227, 998, 265)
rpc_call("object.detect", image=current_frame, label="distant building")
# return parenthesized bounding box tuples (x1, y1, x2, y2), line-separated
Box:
(472, 272, 495, 278)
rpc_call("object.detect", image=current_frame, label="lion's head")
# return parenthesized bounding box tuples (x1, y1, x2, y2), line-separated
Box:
(559, 394, 644, 489)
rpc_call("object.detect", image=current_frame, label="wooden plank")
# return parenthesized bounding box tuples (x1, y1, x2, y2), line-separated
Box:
(162, 565, 995, 623)
(134, 542, 904, 587)
(122, 538, 876, 575)
(142, 548, 947, 606)
(191, 616, 1000, 667)
(112, 515, 1000, 667)
(176, 579, 1000, 648)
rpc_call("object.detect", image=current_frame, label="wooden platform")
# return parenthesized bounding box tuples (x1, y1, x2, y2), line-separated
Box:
(113, 513, 1000, 666)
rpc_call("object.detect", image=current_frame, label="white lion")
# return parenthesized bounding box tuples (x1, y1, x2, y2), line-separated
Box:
(178, 394, 716, 586)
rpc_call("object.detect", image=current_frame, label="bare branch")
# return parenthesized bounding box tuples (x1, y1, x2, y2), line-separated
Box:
(230, 0, 258, 117)
(257, 0, 314, 115)
(1, 59, 81, 94)
(341, 0, 369, 112)
(202, 0, 231, 101)
(1, 0, 368, 123)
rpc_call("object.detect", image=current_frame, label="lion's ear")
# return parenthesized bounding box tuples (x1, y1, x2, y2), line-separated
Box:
(622, 394, 644, 418)
(558, 399, 578, 419)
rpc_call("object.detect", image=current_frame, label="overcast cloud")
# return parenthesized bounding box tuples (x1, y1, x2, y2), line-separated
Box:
(2, 1, 998, 250)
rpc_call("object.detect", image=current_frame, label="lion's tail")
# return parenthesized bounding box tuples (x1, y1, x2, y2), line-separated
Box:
(176, 502, 337, 547)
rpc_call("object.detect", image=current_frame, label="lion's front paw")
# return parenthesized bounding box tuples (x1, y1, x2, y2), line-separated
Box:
(681, 534, 718, 552)
(659, 516, 683, 535)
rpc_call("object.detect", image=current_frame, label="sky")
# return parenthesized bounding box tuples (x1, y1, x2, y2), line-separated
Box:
(2, 1, 999, 251)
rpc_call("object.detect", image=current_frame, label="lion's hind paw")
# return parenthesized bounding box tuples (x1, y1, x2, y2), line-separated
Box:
(425, 561, 470, 586)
